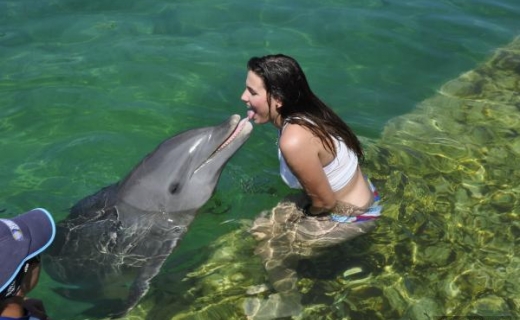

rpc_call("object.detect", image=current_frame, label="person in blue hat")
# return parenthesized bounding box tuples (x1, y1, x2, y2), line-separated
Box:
(0, 208, 56, 320)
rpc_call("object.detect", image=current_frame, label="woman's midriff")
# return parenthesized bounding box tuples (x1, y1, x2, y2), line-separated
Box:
(334, 167, 373, 209)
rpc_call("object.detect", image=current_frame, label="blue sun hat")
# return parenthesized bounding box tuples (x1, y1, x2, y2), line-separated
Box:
(0, 208, 56, 298)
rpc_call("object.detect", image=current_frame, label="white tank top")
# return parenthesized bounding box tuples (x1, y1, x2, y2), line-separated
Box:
(278, 119, 358, 192)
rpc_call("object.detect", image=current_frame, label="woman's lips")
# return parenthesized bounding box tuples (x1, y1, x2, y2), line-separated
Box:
(247, 109, 256, 120)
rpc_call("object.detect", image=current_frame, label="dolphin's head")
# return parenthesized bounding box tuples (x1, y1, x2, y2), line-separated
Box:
(117, 114, 253, 213)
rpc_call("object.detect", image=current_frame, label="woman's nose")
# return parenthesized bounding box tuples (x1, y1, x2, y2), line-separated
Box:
(240, 90, 248, 102)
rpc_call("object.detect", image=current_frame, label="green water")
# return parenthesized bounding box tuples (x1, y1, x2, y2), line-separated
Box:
(1, 0, 519, 319)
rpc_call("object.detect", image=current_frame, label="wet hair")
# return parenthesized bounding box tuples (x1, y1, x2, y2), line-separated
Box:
(247, 54, 364, 162)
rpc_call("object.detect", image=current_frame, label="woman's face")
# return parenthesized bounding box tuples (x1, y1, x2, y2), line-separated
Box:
(241, 71, 281, 126)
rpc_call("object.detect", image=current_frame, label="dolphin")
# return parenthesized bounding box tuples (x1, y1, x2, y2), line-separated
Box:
(44, 114, 252, 318)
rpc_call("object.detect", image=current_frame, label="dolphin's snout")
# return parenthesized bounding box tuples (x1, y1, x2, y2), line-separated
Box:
(216, 116, 253, 153)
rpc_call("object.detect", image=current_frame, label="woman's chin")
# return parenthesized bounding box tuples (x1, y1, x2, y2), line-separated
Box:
(254, 117, 270, 125)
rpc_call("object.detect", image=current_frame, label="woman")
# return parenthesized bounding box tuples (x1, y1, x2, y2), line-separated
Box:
(240, 54, 381, 319)
(241, 54, 379, 218)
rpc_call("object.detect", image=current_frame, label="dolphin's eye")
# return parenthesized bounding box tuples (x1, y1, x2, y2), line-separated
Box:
(169, 183, 180, 194)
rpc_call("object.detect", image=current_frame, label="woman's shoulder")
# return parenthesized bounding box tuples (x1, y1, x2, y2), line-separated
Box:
(279, 123, 319, 154)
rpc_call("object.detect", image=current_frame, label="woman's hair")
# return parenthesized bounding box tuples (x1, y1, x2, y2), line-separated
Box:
(247, 54, 364, 162)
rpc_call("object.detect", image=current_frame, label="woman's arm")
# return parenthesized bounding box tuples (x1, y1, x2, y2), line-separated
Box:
(279, 124, 336, 214)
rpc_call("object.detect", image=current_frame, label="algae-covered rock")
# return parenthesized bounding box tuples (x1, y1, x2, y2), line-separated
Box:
(402, 297, 443, 320)
(459, 295, 512, 318)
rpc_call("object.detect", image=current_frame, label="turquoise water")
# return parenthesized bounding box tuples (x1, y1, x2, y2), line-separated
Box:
(1, 0, 519, 319)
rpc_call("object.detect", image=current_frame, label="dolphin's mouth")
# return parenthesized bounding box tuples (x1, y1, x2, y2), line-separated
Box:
(194, 116, 251, 172)
(214, 117, 250, 153)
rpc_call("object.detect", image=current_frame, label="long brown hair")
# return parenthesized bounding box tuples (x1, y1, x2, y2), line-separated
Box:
(247, 54, 364, 162)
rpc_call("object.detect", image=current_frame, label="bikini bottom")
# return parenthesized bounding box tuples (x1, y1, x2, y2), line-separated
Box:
(329, 177, 382, 223)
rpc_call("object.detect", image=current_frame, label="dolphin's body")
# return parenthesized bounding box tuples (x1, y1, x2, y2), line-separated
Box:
(44, 114, 252, 318)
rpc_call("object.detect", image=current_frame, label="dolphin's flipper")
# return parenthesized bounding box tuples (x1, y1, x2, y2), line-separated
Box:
(111, 228, 179, 318)
(111, 255, 173, 319)
(50, 286, 125, 318)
